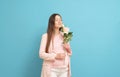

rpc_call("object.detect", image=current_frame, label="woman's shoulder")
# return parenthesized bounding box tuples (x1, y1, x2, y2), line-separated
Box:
(42, 33, 47, 38)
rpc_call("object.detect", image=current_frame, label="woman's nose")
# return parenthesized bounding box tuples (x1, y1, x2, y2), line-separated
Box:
(59, 20, 62, 24)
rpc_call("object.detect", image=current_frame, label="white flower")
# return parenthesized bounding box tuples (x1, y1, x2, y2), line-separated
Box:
(62, 24, 69, 34)
(60, 24, 73, 44)
(62, 24, 65, 27)
(63, 27, 69, 34)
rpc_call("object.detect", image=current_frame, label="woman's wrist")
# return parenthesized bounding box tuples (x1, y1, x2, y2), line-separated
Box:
(66, 47, 72, 54)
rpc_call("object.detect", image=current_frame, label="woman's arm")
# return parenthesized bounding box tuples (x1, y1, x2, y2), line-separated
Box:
(39, 33, 56, 61)
(63, 43, 72, 56)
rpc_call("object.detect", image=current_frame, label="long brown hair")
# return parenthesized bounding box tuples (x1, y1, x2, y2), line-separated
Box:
(45, 13, 62, 53)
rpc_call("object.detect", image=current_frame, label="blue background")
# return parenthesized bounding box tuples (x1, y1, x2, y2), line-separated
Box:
(0, 0, 120, 77)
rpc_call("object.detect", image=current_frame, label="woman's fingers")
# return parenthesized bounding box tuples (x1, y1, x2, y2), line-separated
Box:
(63, 43, 70, 50)
(55, 53, 66, 59)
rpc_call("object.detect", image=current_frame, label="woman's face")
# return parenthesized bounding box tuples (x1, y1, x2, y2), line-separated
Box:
(54, 15, 62, 29)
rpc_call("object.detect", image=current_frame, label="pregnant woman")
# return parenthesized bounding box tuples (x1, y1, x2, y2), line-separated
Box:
(39, 13, 72, 77)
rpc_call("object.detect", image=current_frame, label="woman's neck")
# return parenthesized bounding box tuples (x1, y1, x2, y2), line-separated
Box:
(54, 28, 60, 35)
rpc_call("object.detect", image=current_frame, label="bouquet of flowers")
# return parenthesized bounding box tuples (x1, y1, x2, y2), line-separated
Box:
(59, 24, 73, 44)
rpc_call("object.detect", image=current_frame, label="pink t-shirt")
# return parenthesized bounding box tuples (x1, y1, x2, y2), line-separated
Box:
(51, 34, 68, 68)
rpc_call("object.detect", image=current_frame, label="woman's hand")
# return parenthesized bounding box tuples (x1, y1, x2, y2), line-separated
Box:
(63, 43, 72, 54)
(55, 53, 66, 60)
